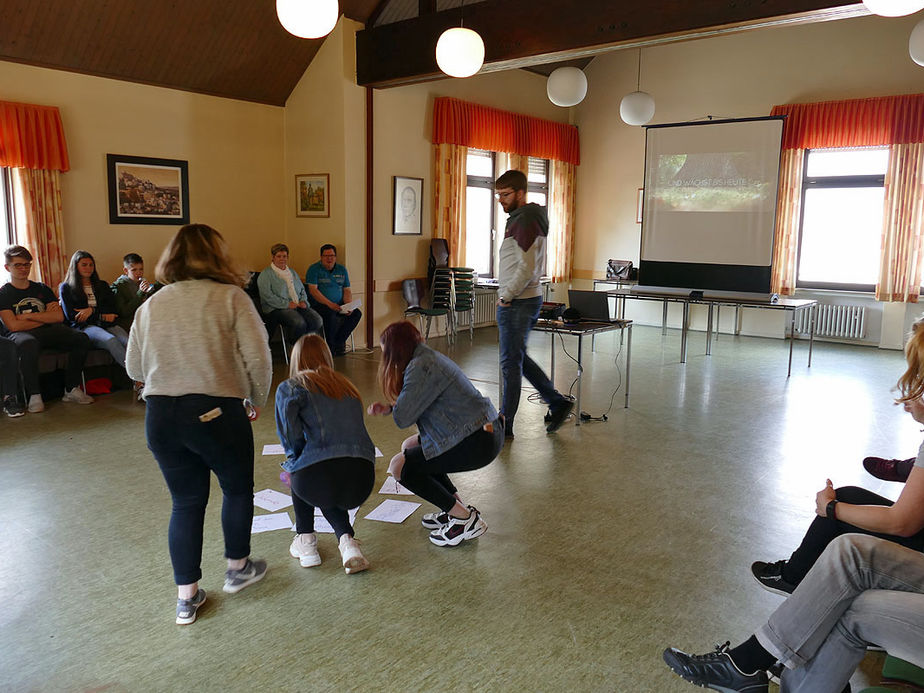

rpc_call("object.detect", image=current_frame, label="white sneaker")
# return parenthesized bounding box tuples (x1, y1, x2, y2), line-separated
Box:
(62, 387, 93, 404)
(289, 532, 321, 567)
(338, 534, 369, 574)
(27, 394, 45, 413)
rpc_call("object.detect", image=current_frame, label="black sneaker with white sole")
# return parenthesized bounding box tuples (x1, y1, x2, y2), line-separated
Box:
(428, 507, 487, 546)
(751, 559, 797, 596)
(663, 642, 769, 693)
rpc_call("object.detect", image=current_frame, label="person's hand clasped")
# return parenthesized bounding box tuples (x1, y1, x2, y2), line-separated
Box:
(367, 402, 393, 416)
(76, 307, 93, 323)
(815, 479, 836, 517)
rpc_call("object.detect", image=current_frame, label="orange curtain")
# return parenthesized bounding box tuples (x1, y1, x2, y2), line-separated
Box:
(12, 169, 68, 289)
(877, 142, 924, 302)
(433, 97, 580, 165)
(0, 100, 70, 171)
(548, 160, 576, 284)
(770, 149, 805, 296)
(432, 143, 467, 267)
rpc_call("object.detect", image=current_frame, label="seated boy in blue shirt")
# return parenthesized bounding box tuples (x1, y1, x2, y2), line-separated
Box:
(305, 244, 361, 356)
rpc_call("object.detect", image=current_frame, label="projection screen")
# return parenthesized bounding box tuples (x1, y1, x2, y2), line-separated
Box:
(639, 116, 784, 294)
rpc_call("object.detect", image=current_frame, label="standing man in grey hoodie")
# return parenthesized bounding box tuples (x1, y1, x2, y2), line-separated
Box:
(494, 169, 573, 438)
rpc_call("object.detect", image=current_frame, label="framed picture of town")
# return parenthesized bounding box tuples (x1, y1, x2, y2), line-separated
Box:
(107, 154, 189, 225)
(295, 173, 330, 218)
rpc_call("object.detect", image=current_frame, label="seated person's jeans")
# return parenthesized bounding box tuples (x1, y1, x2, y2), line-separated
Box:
(270, 307, 323, 343)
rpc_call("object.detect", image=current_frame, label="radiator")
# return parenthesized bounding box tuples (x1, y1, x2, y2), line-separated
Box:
(794, 303, 867, 339)
(456, 287, 496, 328)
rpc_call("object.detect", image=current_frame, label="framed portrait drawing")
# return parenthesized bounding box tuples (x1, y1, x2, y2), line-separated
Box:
(393, 176, 423, 235)
(296, 173, 330, 218)
(107, 154, 189, 225)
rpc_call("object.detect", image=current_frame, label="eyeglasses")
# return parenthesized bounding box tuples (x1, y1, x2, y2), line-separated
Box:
(321, 253, 336, 259)
(494, 191, 516, 200)
(10, 262, 32, 269)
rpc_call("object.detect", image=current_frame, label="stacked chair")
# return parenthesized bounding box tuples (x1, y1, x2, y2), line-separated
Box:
(860, 656, 924, 693)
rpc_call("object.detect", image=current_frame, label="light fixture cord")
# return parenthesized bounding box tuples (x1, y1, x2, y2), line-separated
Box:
(460, 0, 466, 28)
(636, 49, 642, 91)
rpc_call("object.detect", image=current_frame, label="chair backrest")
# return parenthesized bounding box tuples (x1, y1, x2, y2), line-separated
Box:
(402, 278, 424, 309)
(428, 238, 450, 289)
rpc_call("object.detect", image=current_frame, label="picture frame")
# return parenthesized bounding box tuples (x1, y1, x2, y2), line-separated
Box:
(296, 173, 330, 218)
(637, 187, 644, 224)
(107, 154, 189, 225)
(393, 176, 423, 235)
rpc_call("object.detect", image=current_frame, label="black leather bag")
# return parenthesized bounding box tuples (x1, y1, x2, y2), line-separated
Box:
(606, 259, 633, 280)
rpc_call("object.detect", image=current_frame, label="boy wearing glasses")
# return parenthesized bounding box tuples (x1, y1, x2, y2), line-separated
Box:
(0, 245, 93, 412)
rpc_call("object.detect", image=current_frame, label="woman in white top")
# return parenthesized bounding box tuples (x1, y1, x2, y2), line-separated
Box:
(126, 224, 272, 626)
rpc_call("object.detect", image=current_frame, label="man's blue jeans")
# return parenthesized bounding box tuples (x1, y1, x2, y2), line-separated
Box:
(757, 534, 924, 692)
(497, 295, 565, 429)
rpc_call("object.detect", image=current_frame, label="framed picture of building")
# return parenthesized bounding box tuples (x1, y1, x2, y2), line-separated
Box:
(393, 176, 423, 235)
(107, 154, 190, 225)
(296, 173, 330, 218)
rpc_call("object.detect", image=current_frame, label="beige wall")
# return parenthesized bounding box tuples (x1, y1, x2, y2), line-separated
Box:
(573, 13, 924, 343)
(0, 61, 284, 281)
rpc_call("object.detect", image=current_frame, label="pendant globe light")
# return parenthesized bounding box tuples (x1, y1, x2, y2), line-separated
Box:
(862, 0, 924, 16)
(911, 19, 924, 66)
(435, 1, 485, 78)
(547, 67, 588, 107)
(276, 0, 339, 39)
(619, 50, 655, 126)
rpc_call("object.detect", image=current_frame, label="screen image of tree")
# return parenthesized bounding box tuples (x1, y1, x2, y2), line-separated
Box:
(640, 117, 784, 293)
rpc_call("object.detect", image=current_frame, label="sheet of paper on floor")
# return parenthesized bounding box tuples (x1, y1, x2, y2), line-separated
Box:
(252, 512, 292, 534)
(375, 447, 383, 457)
(365, 499, 421, 523)
(379, 476, 414, 495)
(292, 507, 359, 534)
(262, 444, 284, 455)
(253, 488, 293, 511)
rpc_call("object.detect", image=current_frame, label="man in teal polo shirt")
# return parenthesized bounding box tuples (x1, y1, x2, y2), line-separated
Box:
(305, 244, 361, 356)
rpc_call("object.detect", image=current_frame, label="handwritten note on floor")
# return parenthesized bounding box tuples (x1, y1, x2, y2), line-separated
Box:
(378, 477, 414, 495)
(254, 489, 293, 512)
(364, 499, 421, 524)
(251, 512, 292, 534)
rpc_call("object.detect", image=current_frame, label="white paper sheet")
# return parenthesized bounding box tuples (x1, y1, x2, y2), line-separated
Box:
(364, 499, 421, 524)
(340, 299, 362, 314)
(378, 477, 414, 495)
(375, 447, 383, 458)
(253, 488, 293, 512)
(306, 507, 360, 534)
(262, 444, 285, 455)
(251, 512, 292, 534)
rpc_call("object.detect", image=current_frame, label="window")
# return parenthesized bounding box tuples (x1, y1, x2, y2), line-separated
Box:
(465, 151, 551, 277)
(1, 168, 14, 284)
(796, 147, 888, 290)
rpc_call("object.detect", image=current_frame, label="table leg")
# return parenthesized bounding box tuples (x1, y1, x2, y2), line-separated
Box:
(624, 324, 632, 408)
(575, 333, 583, 426)
(680, 302, 689, 363)
(662, 301, 668, 336)
(808, 304, 815, 368)
(787, 308, 796, 377)
(735, 306, 741, 336)
(706, 304, 714, 356)
(715, 305, 721, 341)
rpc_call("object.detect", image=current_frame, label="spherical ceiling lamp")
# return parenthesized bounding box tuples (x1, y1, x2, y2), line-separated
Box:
(620, 91, 655, 126)
(435, 27, 485, 78)
(276, 0, 339, 39)
(862, 0, 924, 16)
(912, 19, 924, 65)
(547, 67, 588, 107)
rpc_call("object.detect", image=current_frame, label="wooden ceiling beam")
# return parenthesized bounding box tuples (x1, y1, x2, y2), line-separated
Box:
(356, 0, 867, 87)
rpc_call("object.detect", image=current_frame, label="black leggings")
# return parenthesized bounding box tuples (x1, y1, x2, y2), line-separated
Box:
(290, 456, 374, 539)
(784, 485, 924, 585)
(399, 419, 504, 512)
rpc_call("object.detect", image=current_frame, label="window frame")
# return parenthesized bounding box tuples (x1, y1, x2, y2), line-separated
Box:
(794, 147, 886, 293)
(1, 167, 13, 247)
(465, 149, 498, 278)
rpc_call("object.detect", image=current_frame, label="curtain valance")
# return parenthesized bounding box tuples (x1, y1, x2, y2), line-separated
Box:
(771, 93, 924, 150)
(0, 100, 70, 171)
(432, 97, 580, 166)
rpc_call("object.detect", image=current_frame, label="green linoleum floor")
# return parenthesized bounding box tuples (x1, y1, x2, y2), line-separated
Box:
(0, 325, 902, 691)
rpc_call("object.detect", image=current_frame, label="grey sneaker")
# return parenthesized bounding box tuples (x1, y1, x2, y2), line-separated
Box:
(223, 558, 267, 594)
(176, 589, 207, 625)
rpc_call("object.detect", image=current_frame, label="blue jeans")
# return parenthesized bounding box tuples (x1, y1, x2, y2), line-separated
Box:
(145, 395, 254, 585)
(0, 334, 18, 399)
(82, 324, 129, 368)
(270, 307, 323, 345)
(497, 295, 565, 429)
(757, 534, 924, 693)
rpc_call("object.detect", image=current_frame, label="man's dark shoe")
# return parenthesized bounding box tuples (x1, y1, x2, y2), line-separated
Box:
(663, 642, 769, 693)
(862, 456, 914, 483)
(545, 399, 574, 433)
(751, 559, 797, 596)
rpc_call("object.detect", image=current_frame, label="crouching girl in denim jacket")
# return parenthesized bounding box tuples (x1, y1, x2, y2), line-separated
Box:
(275, 335, 376, 574)
(368, 321, 504, 547)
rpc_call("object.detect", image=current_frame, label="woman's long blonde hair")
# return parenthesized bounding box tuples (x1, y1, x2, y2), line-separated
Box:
(155, 223, 245, 286)
(288, 335, 361, 401)
(898, 317, 924, 403)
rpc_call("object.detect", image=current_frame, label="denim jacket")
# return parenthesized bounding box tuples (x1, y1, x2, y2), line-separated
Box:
(275, 379, 375, 473)
(393, 343, 498, 459)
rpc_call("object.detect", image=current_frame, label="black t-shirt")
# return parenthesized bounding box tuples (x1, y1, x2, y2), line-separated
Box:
(0, 281, 58, 321)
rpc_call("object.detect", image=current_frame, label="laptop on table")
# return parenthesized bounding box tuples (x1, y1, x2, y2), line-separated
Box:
(567, 289, 621, 323)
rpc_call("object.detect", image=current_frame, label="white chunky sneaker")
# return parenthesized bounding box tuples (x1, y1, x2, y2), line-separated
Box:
(289, 532, 321, 567)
